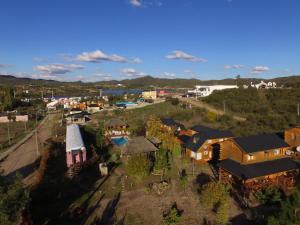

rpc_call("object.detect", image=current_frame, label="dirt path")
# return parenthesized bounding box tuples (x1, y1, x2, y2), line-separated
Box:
(0, 113, 57, 182)
(179, 97, 246, 122)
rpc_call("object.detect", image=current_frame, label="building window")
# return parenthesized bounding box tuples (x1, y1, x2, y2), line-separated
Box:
(247, 154, 254, 161)
(273, 149, 280, 155)
(204, 151, 209, 155)
(196, 152, 202, 160)
(190, 151, 196, 159)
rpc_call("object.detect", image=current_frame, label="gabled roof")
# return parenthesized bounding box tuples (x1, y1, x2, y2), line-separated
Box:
(233, 134, 290, 153)
(185, 134, 207, 152)
(123, 136, 158, 155)
(161, 118, 185, 130)
(191, 125, 233, 139)
(186, 125, 233, 152)
(104, 118, 127, 128)
(219, 158, 299, 180)
(177, 134, 191, 144)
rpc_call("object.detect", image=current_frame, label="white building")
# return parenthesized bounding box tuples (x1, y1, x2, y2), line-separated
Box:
(188, 85, 238, 97)
(249, 81, 277, 89)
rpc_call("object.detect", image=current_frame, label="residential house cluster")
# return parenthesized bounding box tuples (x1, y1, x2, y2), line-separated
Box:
(154, 118, 300, 195)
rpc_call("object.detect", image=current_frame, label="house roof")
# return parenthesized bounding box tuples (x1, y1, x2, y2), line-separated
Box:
(65, 111, 90, 118)
(191, 125, 233, 139)
(233, 134, 290, 153)
(219, 158, 299, 180)
(66, 124, 85, 152)
(122, 136, 158, 155)
(186, 125, 233, 152)
(161, 118, 185, 130)
(178, 135, 191, 144)
(104, 118, 127, 128)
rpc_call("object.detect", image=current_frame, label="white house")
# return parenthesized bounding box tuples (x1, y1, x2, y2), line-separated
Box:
(250, 81, 277, 89)
(188, 85, 238, 97)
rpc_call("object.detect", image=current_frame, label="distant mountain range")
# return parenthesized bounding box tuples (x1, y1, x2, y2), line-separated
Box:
(1, 74, 300, 89)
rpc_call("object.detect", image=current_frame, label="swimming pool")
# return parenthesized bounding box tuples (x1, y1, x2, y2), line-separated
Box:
(111, 137, 128, 146)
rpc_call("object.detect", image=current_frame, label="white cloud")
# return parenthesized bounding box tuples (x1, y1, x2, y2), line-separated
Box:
(121, 68, 146, 77)
(132, 57, 142, 64)
(162, 72, 176, 78)
(95, 73, 113, 81)
(251, 66, 270, 74)
(0, 64, 9, 68)
(76, 50, 127, 63)
(129, 0, 162, 8)
(166, 50, 207, 62)
(33, 64, 84, 75)
(224, 64, 244, 69)
(31, 74, 58, 80)
(184, 69, 193, 73)
(129, 0, 142, 7)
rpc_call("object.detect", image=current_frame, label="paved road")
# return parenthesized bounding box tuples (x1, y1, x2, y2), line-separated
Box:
(0, 113, 56, 180)
(179, 97, 246, 122)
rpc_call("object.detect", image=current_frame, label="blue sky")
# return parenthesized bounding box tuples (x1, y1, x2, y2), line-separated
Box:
(0, 0, 299, 82)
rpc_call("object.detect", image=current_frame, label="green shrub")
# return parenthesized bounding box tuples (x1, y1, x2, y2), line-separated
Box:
(255, 187, 282, 204)
(163, 205, 182, 225)
(126, 154, 151, 182)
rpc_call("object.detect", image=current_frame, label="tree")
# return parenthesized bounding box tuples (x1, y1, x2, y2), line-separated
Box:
(216, 196, 230, 225)
(153, 147, 169, 178)
(200, 181, 230, 225)
(278, 189, 300, 224)
(146, 116, 163, 139)
(96, 122, 105, 149)
(126, 154, 151, 182)
(163, 204, 182, 225)
(0, 173, 30, 225)
(179, 169, 188, 192)
(170, 98, 179, 106)
(267, 216, 280, 225)
(255, 187, 282, 205)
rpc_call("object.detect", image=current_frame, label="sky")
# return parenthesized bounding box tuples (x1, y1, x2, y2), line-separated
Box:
(0, 0, 299, 82)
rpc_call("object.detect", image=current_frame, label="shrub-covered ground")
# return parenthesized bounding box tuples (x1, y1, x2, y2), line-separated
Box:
(203, 88, 300, 135)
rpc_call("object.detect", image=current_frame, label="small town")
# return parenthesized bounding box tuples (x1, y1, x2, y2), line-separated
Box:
(0, 1, 300, 225)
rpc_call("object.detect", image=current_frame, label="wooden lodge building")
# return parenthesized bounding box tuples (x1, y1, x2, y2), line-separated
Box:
(285, 127, 300, 151)
(160, 118, 185, 134)
(104, 118, 130, 140)
(185, 125, 233, 163)
(219, 134, 299, 193)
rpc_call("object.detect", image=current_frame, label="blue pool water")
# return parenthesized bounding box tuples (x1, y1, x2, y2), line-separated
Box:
(111, 137, 128, 146)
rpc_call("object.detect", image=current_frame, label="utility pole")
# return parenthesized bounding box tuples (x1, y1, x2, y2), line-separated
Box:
(35, 111, 39, 157)
(24, 121, 27, 132)
(7, 122, 11, 145)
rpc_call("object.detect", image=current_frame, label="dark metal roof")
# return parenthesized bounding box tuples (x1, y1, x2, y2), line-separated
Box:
(219, 158, 299, 180)
(233, 134, 290, 153)
(178, 135, 191, 145)
(185, 134, 207, 152)
(161, 118, 185, 130)
(191, 125, 233, 139)
(186, 125, 233, 152)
